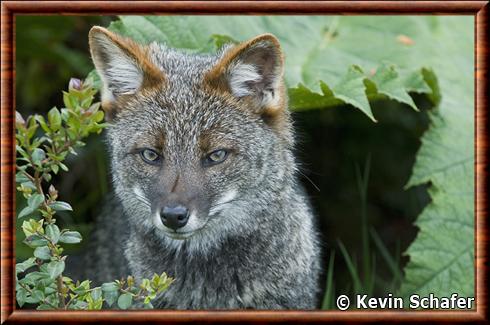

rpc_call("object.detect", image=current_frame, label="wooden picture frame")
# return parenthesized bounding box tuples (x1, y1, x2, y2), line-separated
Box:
(1, 1, 488, 323)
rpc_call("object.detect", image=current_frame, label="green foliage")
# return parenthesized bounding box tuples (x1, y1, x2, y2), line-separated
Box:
(322, 157, 403, 310)
(15, 78, 173, 310)
(321, 251, 335, 310)
(399, 18, 474, 298)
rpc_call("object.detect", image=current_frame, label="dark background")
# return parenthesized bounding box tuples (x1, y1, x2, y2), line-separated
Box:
(16, 16, 431, 303)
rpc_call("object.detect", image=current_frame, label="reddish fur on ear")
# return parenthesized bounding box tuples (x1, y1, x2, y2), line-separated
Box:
(88, 26, 165, 118)
(205, 34, 283, 84)
(203, 34, 287, 116)
(203, 34, 289, 137)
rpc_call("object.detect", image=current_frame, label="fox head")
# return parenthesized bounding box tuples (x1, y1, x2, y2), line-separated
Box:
(89, 27, 296, 248)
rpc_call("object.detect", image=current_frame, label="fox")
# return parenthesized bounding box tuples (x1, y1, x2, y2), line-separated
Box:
(68, 26, 322, 309)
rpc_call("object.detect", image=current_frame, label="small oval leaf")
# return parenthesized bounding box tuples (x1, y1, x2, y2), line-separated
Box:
(117, 293, 133, 310)
(49, 201, 73, 212)
(27, 193, 44, 211)
(33, 246, 51, 260)
(46, 224, 61, 244)
(31, 148, 46, 166)
(59, 231, 82, 244)
(46, 260, 65, 280)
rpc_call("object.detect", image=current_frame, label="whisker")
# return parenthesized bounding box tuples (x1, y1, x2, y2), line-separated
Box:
(134, 194, 151, 207)
(298, 170, 321, 192)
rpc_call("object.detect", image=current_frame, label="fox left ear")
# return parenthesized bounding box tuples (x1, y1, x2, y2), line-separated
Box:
(204, 34, 286, 115)
(88, 26, 165, 118)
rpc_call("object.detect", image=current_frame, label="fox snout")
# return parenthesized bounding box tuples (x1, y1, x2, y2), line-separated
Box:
(150, 192, 207, 239)
(141, 171, 212, 238)
(160, 205, 190, 230)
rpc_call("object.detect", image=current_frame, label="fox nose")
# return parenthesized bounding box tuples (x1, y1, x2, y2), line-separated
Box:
(160, 205, 190, 230)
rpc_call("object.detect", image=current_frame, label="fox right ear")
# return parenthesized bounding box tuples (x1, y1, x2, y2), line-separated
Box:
(203, 34, 286, 117)
(88, 27, 164, 116)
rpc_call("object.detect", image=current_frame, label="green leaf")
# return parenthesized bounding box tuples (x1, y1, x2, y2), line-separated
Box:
(16, 287, 28, 307)
(73, 279, 91, 295)
(15, 172, 30, 183)
(51, 164, 59, 174)
(46, 260, 65, 279)
(101, 282, 119, 292)
(91, 287, 102, 301)
(37, 304, 54, 310)
(21, 218, 43, 236)
(16, 257, 37, 274)
(45, 224, 61, 243)
(210, 34, 239, 49)
(399, 17, 474, 299)
(59, 162, 69, 172)
(18, 194, 44, 219)
(403, 68, 433, 94)
(18, 206, 34, 219)
(117, 293, 133, 310)
(49, 201, 73, 212)
(44, 286, 57, 295)
(35, 115, 51, 133)
(25, 292, 42, 304)
(25, 117, 39, 140)
(70, 300, 88, 310)
(368, 63, 417, 111)
(42, 173, 52, 182)
(18, 271, 51, 285)
(47, 107, 62, 131)
(331, 65, 374, 121)
(101, 282, 119, 307)
(27, 193, 44, 210)
(63, 91, 78, 110)
(59, 231, 82, 244)
(103, 292, 119, 308)
(32, 290, 45, 301)
(33, 246, 51, 260)
(86, 70, 102, 90)
(24, 235, 48, 248)
(31, 148, 46, 166)
(20, 181, 36, 191)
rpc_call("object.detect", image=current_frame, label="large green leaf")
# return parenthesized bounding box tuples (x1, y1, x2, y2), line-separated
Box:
(399, 18, 474, 298)
(102, 16, 438, 121)
(100, 16, 474, 298)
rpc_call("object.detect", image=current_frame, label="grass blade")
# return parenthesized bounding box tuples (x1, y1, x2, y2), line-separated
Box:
(321, 251, 336, 310)
(355, 154, 371, 286)
(337, 240, 362, 293)
(370, 228, 402, 286)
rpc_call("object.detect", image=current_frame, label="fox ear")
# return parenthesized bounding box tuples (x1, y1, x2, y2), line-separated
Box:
(88, 27, 164, 111)
(204, 34, 286, 115)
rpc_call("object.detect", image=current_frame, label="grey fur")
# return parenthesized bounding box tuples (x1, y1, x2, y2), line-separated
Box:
(67, 28, 322, 309)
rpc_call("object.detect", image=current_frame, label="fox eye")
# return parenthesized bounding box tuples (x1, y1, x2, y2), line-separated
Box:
(204, 149, 229, 166)
(140, 148, 162, 165)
